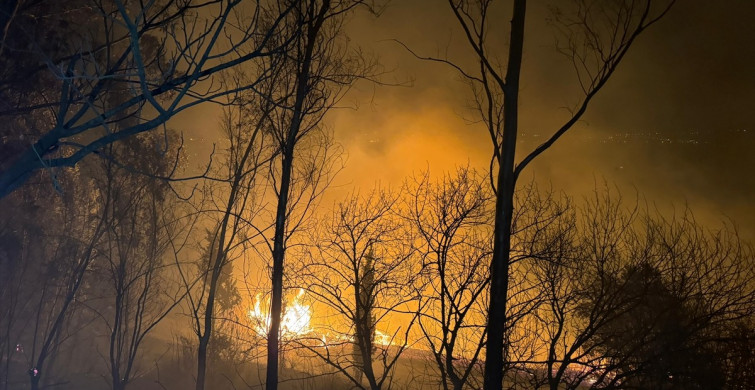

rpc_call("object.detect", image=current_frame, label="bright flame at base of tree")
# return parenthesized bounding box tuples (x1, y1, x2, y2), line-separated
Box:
(249, 289, 312, 339)
(248, 289, 399, 347)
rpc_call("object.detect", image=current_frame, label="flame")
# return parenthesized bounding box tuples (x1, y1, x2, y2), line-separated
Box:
(248, 290, 399, 348)
(319, 329, 397, 347)
(374, 330, 397, 346)
(249, 289, 312, 339)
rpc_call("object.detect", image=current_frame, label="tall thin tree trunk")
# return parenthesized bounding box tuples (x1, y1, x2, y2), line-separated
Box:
(483, 1, 526, 389)
(196, 225, 232, 390)
(266, 149, 294, 390)
(196, 338, 208, 390)
(265, 4, 330, 389)
(484, 164, 514, 390)
(196, 189, 238, 390)
(29, 374, 39, 390)
(110, 276, 124, 390)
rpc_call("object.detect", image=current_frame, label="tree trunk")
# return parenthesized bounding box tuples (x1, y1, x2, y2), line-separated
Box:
(483, 1, 526, 389)
(195, 166, 243, 390)
(196, 232, 229, 390)
(110, 285, 123, 390)
(29, 373, 39, 390)
(484, 165, 515, 390)
(265, 149, 294, 390)
(265, 4, 330, 389)
(196, 338, 208, 390)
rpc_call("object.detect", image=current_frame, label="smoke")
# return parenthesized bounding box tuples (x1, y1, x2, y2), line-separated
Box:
(319, 0, 755, 240)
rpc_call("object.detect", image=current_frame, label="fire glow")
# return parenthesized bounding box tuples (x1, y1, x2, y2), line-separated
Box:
(249, 289, 312, 339)
(248, 290, 398, 347)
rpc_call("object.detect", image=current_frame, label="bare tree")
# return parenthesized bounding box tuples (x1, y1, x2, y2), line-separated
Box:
(403, 1, 676, 387)
(21, 169, 110, 390)
(174, 88, 276, 390)
(405, 168, 492, 390)
(295, 189, 418, 390)
(0, 0, 297, 198)
(579, 203, 755, 389)
(0, 132, 182, 390)
(249, 1, 379, 388)
(92, 138, 188, 390)
(519, 187, 755, 390)
(405, 171, 579, 390)
(522, 188, 634, 390)
(0, 187, 50, 390)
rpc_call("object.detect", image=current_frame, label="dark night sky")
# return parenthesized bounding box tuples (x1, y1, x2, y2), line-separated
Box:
(177, 0, 755, 238)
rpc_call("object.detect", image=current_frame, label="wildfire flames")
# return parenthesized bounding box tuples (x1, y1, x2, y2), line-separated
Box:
(374, 330, 396, 346)
(249, 289, 312, 339)
(248, 290, 397, 346)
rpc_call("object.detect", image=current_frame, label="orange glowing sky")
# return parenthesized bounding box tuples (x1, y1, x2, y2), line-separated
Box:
(174, 0, 755, 240)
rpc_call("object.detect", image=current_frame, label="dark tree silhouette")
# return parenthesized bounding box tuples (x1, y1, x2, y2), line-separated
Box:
(404, 1, 676, 387)
(0, 0, 296, 198)
(0, 127, 185, 390)
(295, 189, 418, 390)
(578, 203, 755, 389)
(251, 2, 379, 389)
(94, 136, 187, 390)
(176, 97, 274, 390)
(406, 168, 492, 390)
(521, 188, 755, 390)
(25, 179, 108, 390)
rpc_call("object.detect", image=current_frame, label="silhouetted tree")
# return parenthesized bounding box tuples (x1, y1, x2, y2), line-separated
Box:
(252, 2, 379, 389)
(580, 207, 755, 389)
(94, 136, 186, 390)
(0, 128, 184, 390)
(23, 168, 109, 390)
(353, 248, 377, 382)
(0, 185, 51, 390)
(0, 0, 297, 198)
(296, 189, 418, 390)
(177, 96, 274, 390)
(406, 168, 492, 390)
(406, 1, 676, 387)
(522, 188, 755, 390)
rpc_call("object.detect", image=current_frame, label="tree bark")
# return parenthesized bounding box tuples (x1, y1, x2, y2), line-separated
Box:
(265, 148, 294, 390)
(483, 1, 526, 389)
(265, 3, 330, 389)
(196, 210, 235, 390)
